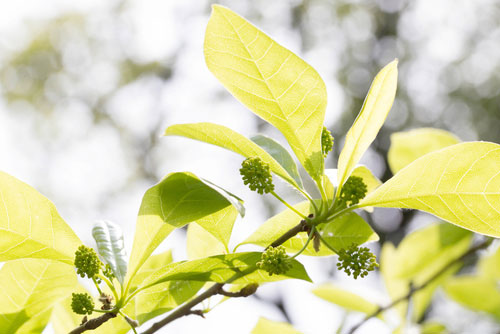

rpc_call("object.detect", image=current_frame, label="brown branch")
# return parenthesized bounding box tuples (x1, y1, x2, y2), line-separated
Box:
(141, 220, 308, 334)
(69, 312, 117, 334)
(217, 283, 259, 297)
(348, 238, 493, 334)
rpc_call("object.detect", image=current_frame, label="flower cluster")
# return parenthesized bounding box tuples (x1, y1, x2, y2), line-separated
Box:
(71, 293, 95, 315)
(257, 245, 292, 276)
(102, 264, 115, 281)
(339, 176, 368, 207)
(240, 157, 275, 194)
(336, 244, 378, 279)
(321, 127, 334, 158)
(74, 245, 102, 279)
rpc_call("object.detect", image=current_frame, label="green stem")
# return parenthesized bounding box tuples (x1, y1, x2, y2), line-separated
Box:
(92, 277, 103, 296)
(290, 226, 316, 259)
(316, 232, 340, 254)
(92, 308, 118, 314)
(119, 310, 138, 334)
(97, 274, 119, 302)
(298, 187, 319, 215)
(270, 191, 308, 219)
(325, 204, 359, 223)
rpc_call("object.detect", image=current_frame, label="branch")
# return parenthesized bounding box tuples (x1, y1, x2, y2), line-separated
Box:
(348, 238, 493, 334)
(142, 220, 308, 334)
(69, 312, 117, 334)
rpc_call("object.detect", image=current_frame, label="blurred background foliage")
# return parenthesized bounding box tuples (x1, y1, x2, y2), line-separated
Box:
(1, 0, 499, 333)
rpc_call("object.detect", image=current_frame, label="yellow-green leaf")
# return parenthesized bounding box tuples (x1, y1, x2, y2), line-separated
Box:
(0, 171, 81, 264)
(360, 142, 500, 237)
(320, 212, 379, 250)
(478, 244, 500, 279)
(187, 223, 227, 260)
(312, 283, 378, 315)
(388, 128, 460, 174)
(205, 5, 327, 179)
(351, 165, 382, 194)
(337, 60, 398, 193)
(251, 317, 302, 334)
(0, 259, 77, 332)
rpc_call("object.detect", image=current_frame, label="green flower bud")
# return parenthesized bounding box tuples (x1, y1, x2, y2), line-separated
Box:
(102, 264, 115, 281)
(240, 157, 274, 194)
(321, 127, 334, 158)
(257, 245, 292, 276)
(71, 293, 94, 315)
(74, 245, 102, 279)
(339, 176, 368, 207)
(336, 244, 378, 279)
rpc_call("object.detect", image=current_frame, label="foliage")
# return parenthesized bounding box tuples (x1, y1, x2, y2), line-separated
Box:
(0, 4, 498, 334)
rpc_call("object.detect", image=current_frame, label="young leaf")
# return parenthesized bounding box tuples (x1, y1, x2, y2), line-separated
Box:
(444, 276, 500, 320)
(166, 122, 302, 190)
(0, 171, 81, 264)
(139, 252, 311, 289)
(126, 172, 238, 286)
(251, 134, 303, 188)
(92, 220, 128, 285)
(129, 250, 173, 289)
(388, 128, 460, 174)
(360, 142, 500, 237)
(312, 283, 378, 315)
(320, 212, 379, 250)
(187, 222, 227, 260)
(336, 60, 398, 193)
(205, 5, 327, 180)
(0, 259, 77, 332)
(251, 317, 303, 334)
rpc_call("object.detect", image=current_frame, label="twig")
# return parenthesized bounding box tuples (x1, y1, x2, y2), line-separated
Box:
(69, 312, 117, 334)
(217, 284, 259, 297)
(347, 238, 493, 334)
(141, 221, 308, 334)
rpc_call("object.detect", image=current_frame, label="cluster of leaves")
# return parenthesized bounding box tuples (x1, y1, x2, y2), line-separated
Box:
(0, 5, 499, 334)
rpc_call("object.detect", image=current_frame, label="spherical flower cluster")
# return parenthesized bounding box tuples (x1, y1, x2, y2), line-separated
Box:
(74, 245, 102, 279)
(71, 293, 95, 315)
(257, 245, 292, 276)
(102, 264, 115, 281)
(340, 176, 368, 206)
(321, 127, 334, 158)
(336, 244, 378, 279)
(239, 157, 275, 194)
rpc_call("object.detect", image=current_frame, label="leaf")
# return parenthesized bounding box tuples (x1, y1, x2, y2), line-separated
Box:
(139, 252, 311, 289)
(165, 123, 302, 189)
(205, 5, 327, 179)
(478, 244, 500, 279)
(444, 276, 500, 320)
(351, 165, 382, 194)
(251, 134, 303, 188)
(237, 201, 333, 256)
(312, 283, 378, 315)
(15, 308, 52, 334)
(337, 60, 398, 193)
(251, 317, 303, 334)
(320, 212, 379, 251)
(195, 204, 239, 250)
(134, 280, 204, 324)
(360, 142, 500, 237)
(388, 128, 460, 174)
(0, 171, 81, 264)
(380, 223, 472, 321)
(126, 172, 237, 285)
(421, 322, 447, 334)
(92, 220, 128, 285)
(0, 259, 77, 332)
(200, 178, 245, 217)
(129, 250, 173, 289)
(187, 223, 227, 260)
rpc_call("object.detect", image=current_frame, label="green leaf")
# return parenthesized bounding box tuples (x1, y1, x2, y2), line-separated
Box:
(0, 259, 77, 332)
(0, 171, 81, 264)
(444, 276, 500, 320)
(351, 165, 382, 194)
(200, 178, 245, 217)
(251, 134, 303, 188)
(187, 222, 227, 260)
(139, 252, 311, 289)
(195, 204, 238, 250)
(360, 142, 500, 237)
(92, 220, 128, 285)
(129, 250, 173, 289)
(205, 5, 327, 179)
(237, 201, 333, 256)
(478, 244, 500, 279)
(320, 212, 379, 251)
(380, 223, 472, 321)
(421, 322, 447, 334)
(337, 60, 398, 193)
(165, 123, 302, 190)
(312, 283, 378, 314)
(134, 280, 204, 324)
(251, 317, 303, 334)
(388, 128, 460, 174)
(126, 172, 237, 285)
(15, 308, 52, 334)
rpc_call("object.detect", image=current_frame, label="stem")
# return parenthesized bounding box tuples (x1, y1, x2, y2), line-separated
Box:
(325, 204, 359, 222)
(290, 226, 316, 259)
(92, 277, 103, 296)
(268, 220, 308, 249)
(270, 191, 308, 219)
(68, 312, 117, 334)
(297, 187, 318, 214)
(97, 274, 119, 302)
(347, 238, 493, 334)
(119, 310, 139, 334)
(316, 232, 340, 254)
